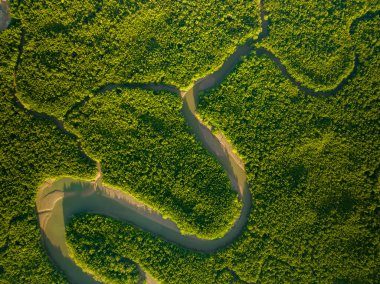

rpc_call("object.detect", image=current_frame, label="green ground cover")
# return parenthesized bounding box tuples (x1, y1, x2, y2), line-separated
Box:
(13, 0, 261, 118)
(66, 88, 240, 238)
(1, 1, 256, 280)
(0, 91, 95, 283)
(259, 0, 378, 91)
(67, 11, 379, 284)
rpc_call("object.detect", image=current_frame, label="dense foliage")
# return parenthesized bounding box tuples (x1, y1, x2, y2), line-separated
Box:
(66, 88, 240, 238)
(67, 10, 379, 284)
(12, 0, 261, 117)
(0, 26, 95, 283)
(260, 0, 378, 91)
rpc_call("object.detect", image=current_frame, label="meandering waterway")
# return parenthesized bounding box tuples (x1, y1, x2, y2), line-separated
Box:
(35, 28, 259, 284)
(8, 0, 371, 282)
(35, 32, 259, 282)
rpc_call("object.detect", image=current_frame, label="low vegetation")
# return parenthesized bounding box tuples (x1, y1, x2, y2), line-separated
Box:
(66, 88, 240, 239)
(199, 12, 380, 282)
(66, 224, 141, 284)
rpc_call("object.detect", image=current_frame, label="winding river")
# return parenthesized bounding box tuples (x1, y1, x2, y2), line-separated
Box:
(36, 50, 258, 282)
(35, 35, 257, 284)
(33, 4, 270, 283)
(6, 0, 373, 283)
(36, 53, 253, 283)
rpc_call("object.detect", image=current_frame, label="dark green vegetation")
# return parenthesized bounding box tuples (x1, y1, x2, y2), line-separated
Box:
(67, 6, 379, 284)
(66, 88, 240, 238)
(260, 0, 377, 91)
(14, 0, 261, 118)
(0, 25, 95, 283)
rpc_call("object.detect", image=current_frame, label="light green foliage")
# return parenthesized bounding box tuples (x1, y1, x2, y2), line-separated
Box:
(66, 88, 240, 238)
(67, 224, 141, 284)
(15, 0, 260, 117)
(260, 0, 377, 91)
